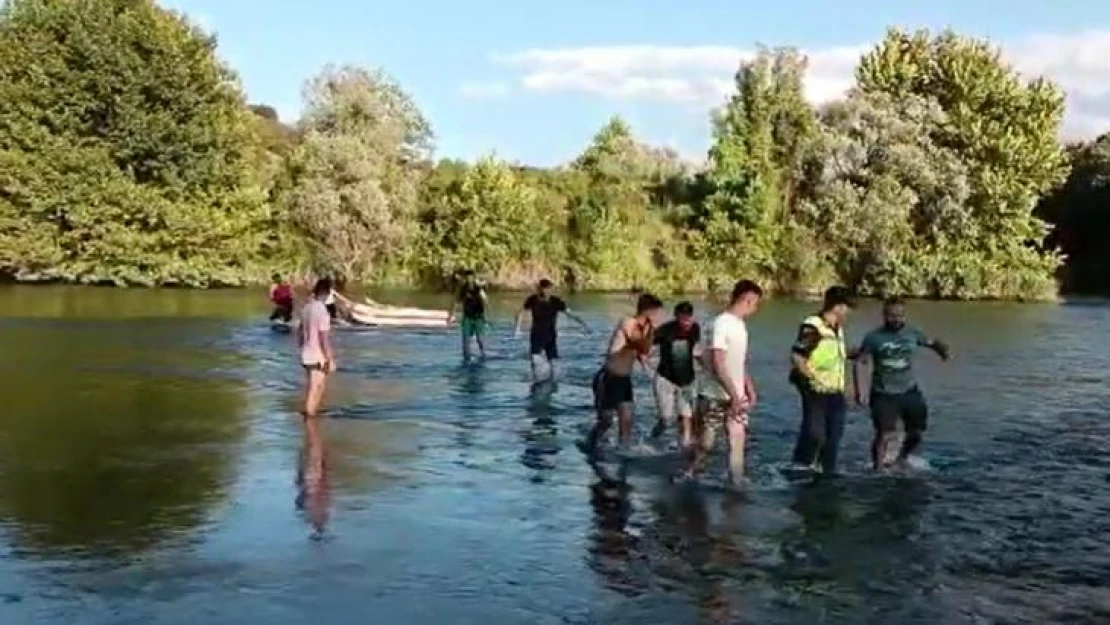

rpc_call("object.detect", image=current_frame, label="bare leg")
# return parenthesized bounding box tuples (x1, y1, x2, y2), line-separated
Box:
(683, 411, 717, 479)
(725, 416, 747, 486)
(898, 429, 923, 462)
(616, 402, 634, 448)
(585, 409, 614, 452)
(461, 332, 471, 361)
(678, 414, 694, 450)
(475, 334, 486, 358)
(872, 431, 897, 470)
(303, 369, 328, 418)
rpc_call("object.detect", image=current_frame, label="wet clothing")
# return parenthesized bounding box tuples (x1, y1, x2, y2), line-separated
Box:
(860, 325, 933, 436)
(790, 314, 848, 474)
(269, 284, 294, 322)
(270, 303, 293, 323)
(524, 294, 567, 360)
(299, 301, 331, 366)
(790, 315, 847, 393)
(654, 320, 701, 387)
(654, 375, 695, 422)
(593, 368, 634, 411)
(792, 390, 847, 473)
(859, 325, 929, 395)
(460, 315, 487, 338)
(458, 283, 486, 320)
(698, 312, 749, 402)
(696, 396, 736, 429)
(871, 387, 928, 434)
(530, 335, 558, 360)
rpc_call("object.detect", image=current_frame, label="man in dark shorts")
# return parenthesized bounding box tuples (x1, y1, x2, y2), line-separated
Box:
(299, 278, 336, 419)
(852, 297, 950, 470)
(649, 301, 702, 448)
(514, 279, 588, 382)
(585, 293, 664, 454)
(454, 270, 488, 361)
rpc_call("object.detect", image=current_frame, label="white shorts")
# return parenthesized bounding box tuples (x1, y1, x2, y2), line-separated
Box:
(653, 375, 695, 422)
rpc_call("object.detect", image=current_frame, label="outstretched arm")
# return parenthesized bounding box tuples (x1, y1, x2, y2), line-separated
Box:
(925, 337, 950, 361)
(564, 309, 589, 332)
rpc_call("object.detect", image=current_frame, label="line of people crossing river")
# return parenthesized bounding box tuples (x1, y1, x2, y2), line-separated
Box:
(279, 273, 951, 488)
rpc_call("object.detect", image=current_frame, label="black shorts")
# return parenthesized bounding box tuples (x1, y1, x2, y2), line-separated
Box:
(593, 368, 633, 411)
(270, 302, 293, 322)
(871, 388, 928, 434)
(530, 334, 558, 360)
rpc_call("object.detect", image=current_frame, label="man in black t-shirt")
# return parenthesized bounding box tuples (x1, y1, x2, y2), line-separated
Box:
(514, 278, 588, 382)
(453, 270, 488, 361)
(649, 301, 702, 448)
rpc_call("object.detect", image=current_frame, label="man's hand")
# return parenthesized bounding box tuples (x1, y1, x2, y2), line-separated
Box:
(746, 390, 758, 410)
(729, 393, 748, 417)
(932, 340, 951, 361)
(728, 402, 749, 428)
(325, 359, 337, 374)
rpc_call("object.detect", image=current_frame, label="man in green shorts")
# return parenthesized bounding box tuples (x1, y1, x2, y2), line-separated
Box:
(454, 270, 488, 361)
(852, 297, 950, 470)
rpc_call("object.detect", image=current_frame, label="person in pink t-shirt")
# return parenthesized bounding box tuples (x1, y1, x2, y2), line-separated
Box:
(299, 278, 336, 418)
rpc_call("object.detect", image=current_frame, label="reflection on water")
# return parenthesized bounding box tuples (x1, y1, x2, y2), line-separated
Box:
(0, 286, 1108, 624)
(295, 419, 331, 540)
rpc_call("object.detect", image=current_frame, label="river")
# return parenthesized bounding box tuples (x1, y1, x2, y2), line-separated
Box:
(0, 285, 1107, 625)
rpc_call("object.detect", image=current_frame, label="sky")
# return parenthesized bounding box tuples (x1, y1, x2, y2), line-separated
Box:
(160, 0, 1110, 166)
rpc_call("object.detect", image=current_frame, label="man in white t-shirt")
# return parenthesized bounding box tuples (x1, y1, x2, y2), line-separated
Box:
(679, 279, 763, 485)
(299, 278, 336, 418)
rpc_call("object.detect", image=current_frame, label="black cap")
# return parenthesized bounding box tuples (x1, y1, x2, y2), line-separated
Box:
(822, 285, 854, 310)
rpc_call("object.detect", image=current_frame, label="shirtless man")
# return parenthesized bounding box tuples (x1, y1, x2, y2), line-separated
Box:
(583, 293, 665, 453)
(299, 278, 336, 419)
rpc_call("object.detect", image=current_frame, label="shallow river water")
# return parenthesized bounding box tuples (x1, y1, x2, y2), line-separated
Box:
(0, 286, 1107, 625)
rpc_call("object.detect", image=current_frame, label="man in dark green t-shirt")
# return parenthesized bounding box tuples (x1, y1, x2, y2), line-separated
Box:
(852, 297, 950, 470)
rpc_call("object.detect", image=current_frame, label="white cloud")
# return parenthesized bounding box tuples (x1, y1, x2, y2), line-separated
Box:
(490, 30, 1110, 139)
(458, 81, 511, 100)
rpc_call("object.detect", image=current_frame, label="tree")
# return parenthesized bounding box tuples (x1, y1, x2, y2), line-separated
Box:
(699, 47, 820, 287)
(0, 0, 272, 286)
(800, 91, 972, 295)
(856, 28, 1066, 298)
(282, 65, 432, 280)
(1035, 136, 1110, 294)
(418, 155, 564, 286)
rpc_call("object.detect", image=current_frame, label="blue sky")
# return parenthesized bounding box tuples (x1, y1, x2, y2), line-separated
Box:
(161, 0, 1110, 166)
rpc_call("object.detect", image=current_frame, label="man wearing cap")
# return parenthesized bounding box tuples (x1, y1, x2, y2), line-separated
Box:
(789, 286, 853, 475)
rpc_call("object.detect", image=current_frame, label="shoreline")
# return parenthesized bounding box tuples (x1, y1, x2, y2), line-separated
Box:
(0, 279, 1075, 303)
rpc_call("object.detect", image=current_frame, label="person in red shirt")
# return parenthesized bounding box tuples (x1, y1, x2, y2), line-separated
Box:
(268, 274, 294, 323)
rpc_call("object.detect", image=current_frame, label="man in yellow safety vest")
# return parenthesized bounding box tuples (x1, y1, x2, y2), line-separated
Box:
(789, 286, 853, 475)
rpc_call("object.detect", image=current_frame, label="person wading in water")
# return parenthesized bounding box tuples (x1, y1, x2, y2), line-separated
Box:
(584, 293, 665, 454)
(514, 279, 588, 383)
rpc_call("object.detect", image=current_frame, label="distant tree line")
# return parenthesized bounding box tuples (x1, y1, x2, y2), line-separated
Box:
(0, 0, 1105, 299)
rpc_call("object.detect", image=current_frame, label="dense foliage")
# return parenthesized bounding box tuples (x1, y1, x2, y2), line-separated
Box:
(0, 4, 1103, 298)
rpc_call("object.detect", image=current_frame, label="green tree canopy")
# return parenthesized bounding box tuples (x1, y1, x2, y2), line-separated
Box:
(0, 0, 272, 286)
(283, 65, 433, 280)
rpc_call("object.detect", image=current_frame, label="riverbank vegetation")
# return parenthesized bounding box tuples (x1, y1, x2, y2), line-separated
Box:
(0, 0, 1106, 298)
